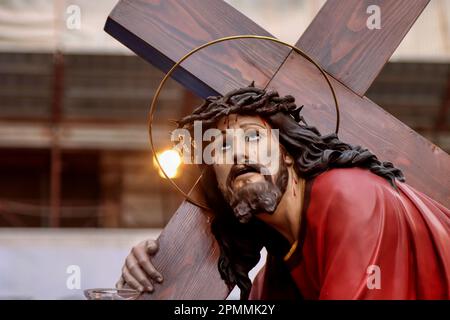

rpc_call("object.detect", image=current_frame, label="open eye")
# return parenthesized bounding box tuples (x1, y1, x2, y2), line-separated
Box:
(221, 140, 232, 151)
(245, 130, 260, 142)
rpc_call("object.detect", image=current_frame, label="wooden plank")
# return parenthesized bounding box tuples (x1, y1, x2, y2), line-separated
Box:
(105, 0, 293, 299)
(297, 0, 430, 95)
(138, 201, 228, 299)
(266, 52, 450, 207)
(105, 0, 291, 98)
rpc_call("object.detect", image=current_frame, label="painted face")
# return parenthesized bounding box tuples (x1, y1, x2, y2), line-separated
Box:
(210, 114, 290, 223)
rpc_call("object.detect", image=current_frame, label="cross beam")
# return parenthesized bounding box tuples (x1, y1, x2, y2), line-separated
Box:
(105, 0, 449, 299)
(298, 0, 431, 95)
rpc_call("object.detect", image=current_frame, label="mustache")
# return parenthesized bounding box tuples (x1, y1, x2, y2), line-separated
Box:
(226, 163, 265, 190)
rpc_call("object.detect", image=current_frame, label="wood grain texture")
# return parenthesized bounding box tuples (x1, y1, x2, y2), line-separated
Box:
(105, 0, 292, 300)
(138, 201, 229, 299)
(297, 0, 430, 96)
(266, 52, 450, 207)
(105, 0, 291, 98)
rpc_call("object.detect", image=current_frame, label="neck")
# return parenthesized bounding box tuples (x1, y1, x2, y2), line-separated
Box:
(257, 166, 305, 245)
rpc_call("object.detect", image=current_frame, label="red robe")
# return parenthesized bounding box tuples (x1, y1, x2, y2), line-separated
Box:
(249, 168, 450, 299)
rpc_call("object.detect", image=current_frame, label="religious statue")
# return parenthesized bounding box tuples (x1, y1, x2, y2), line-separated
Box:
(116, 85, 450, 299)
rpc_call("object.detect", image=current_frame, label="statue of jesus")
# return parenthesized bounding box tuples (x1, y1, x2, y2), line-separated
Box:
(117, 85, 450, 299)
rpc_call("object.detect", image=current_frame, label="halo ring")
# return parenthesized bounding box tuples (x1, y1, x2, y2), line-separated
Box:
(148, 35, 340, 210)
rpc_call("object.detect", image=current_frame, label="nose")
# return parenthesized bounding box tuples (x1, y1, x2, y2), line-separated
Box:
(234, 140, 255, 165)
(232, 131, 248, 165)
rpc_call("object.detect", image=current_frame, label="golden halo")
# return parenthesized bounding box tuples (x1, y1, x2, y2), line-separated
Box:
(148, 35, 341, 210)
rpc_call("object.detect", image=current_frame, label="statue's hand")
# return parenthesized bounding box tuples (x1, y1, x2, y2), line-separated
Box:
(116, 239, 163, 293)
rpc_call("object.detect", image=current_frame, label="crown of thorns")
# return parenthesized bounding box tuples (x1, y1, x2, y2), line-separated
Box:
(176, 83, 307, 129)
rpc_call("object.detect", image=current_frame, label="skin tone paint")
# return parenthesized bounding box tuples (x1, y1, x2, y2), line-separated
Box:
(213, 114, 305, 245)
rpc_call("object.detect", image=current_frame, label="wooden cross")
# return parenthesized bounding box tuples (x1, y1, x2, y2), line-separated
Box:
(105, 0, 449, 299)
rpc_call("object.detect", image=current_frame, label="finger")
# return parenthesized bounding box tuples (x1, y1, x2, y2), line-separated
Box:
(116, 276, 124, 289)
(122, 266, 144, 292)
(126, 255, 154, 292)
(146, 240, 159, 255)
(134, 246, 163, 283)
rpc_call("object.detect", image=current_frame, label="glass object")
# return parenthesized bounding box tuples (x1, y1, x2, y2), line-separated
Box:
(84, 288, 141, 300)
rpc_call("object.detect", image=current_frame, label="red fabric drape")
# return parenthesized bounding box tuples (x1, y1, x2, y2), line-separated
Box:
(250, 168, 450, 299)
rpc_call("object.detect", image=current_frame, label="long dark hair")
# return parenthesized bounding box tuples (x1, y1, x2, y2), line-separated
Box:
(179, 85, 405, 299)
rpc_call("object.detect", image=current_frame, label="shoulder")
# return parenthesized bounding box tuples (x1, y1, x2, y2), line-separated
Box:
(301, 169, 403, 298)
(311, 167, 392, 203)
(305, 168, 395, 227)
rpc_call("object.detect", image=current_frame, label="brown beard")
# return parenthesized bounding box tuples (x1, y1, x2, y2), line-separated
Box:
(224, 161, 288, 224)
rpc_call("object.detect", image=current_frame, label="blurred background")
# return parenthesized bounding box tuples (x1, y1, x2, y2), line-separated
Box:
(0, 0, 449, 299)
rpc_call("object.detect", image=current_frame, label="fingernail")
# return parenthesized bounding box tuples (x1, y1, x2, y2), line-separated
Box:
(146, 286, 154, 292)
(138, 286, 144, 292)
(157, 276, 163, 283)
